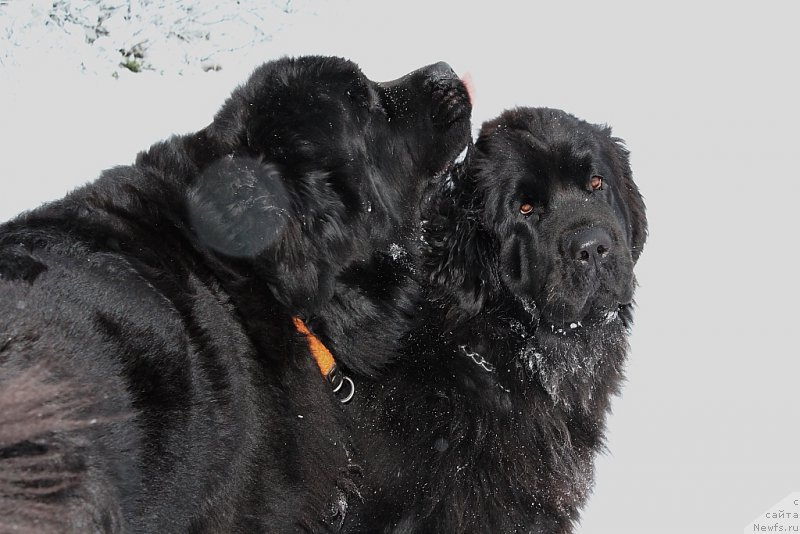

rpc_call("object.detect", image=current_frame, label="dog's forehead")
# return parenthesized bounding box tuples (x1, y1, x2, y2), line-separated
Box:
(512, 134, 595, 186)
(476, 110, 618, 201)
(276, 57, 369, 101)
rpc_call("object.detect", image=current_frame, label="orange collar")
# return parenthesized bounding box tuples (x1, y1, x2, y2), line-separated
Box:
(292, 316, 336, 376)
(293, 316, 354, 403)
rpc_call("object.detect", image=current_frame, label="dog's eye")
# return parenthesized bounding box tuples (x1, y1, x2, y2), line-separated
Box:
(519, 203, 534, 216)
(590, 175, 604, 191)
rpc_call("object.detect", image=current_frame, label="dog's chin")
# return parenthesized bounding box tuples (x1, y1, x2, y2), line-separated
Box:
(536, 300, 628, 338)
(534, 281, 633, 330)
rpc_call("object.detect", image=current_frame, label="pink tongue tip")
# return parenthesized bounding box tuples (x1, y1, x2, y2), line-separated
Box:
(460, 72, 475, 104)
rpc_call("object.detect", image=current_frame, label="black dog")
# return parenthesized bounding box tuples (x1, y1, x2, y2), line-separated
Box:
(0, 56, 471, 533)
(345, 108, 647, 533)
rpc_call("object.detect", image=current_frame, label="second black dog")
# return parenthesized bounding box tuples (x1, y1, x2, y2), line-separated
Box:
(345, 107, 647, 533)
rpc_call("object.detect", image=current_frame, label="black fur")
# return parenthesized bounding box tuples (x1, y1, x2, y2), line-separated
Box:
(0, 56, 471, 532)
(343, 108, 648, 533)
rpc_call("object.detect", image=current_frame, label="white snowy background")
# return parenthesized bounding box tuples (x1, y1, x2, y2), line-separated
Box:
(1, 1, 798, 533)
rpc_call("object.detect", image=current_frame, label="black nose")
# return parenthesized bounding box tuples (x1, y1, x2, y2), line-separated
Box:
(425, 61, 458, 81)
(567, 227, 613, 267)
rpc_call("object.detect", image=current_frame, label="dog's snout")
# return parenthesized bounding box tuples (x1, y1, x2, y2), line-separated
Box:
(378, 62, 458, 90)
(424, 62, 470, 129)
(567, 227, 613, 267)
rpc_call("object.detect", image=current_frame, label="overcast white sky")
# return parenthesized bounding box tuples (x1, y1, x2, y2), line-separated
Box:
(1, 2, 799, 532)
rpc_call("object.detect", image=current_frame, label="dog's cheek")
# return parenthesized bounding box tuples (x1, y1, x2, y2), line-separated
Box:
(499, 224, 538, 296)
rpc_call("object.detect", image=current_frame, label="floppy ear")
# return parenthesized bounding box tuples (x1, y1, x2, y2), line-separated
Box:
(423, 164, 497, 322)
(186, 157, 328, 309)
(187, 157, 292, 259)
(606, 137, 648, 263)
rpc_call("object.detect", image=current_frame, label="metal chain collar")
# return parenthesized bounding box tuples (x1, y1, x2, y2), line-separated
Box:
(458, 345, 496, 373)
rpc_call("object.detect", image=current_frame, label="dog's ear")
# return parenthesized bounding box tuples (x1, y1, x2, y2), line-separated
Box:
(187, 157, 292, 259)
(423, 168, 496, 322)
(186, 157, 337, 311)
(605, 136, 647, 263)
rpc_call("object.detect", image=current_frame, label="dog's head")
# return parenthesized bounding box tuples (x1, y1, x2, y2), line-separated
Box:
(217, 57, 472, 185)
(190, 56, 472, 311)
(426, 108, 647, 330)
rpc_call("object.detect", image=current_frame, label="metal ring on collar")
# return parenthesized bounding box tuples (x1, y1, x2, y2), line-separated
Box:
(331, 376, 344, 393)
(338, 376, 355, 404)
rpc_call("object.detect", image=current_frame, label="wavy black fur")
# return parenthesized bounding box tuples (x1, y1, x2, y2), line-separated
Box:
(344, 108, 648, 533)
(0, 56, 471, 532)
